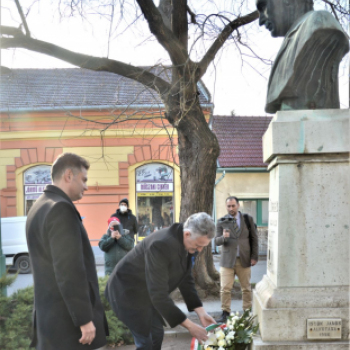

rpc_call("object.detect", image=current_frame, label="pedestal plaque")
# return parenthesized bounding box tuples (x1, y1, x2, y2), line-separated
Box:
(307, 319, 342, 339)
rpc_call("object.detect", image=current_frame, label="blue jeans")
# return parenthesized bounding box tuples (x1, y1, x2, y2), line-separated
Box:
(129, 307, 164, 350)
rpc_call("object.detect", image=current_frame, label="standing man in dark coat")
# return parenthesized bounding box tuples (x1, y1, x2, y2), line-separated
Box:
(26, 153, 108, 350)
(110, 198, 138, 239)
(215, 196, 259, 323)
(105, 212, 216, 349)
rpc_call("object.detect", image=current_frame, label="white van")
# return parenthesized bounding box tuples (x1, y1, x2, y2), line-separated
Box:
(1, 216, 31, 274)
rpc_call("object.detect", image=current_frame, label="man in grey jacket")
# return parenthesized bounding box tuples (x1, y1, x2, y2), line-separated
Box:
(215, 196, 259, 322)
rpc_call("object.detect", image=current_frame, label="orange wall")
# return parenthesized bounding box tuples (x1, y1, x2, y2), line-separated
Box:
(0, 108, 210, 241)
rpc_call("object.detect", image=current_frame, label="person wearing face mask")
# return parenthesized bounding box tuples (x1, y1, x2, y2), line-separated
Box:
(99, 217, 134, 275)
(110, 198, 138, 241)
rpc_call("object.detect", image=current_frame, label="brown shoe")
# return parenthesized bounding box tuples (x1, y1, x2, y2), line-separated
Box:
(216, 311, 230, 323)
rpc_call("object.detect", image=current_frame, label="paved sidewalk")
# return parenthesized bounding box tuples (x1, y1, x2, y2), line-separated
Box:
(100, 333, 193, 349)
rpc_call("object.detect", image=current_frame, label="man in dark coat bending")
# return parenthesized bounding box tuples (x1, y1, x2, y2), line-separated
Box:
(105, 212, 216, 349)
(26, 153, 108, 350)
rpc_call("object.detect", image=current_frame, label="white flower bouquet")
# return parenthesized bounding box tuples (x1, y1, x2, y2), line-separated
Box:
(191, 309, 259, 350)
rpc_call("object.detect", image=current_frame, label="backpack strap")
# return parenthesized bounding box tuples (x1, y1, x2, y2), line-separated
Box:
(243, 213, 251, 233)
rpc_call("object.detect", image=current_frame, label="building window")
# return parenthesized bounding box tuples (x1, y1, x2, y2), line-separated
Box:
(240, 199, 268, 227)
(24, 165, 52, 215)
(135, 163, 174, 239)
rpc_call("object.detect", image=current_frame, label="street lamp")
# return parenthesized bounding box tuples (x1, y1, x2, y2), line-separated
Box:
(0, 204, 7, 296)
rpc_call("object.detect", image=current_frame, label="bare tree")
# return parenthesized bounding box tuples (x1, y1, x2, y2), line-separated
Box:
(1, 0, 348, 293)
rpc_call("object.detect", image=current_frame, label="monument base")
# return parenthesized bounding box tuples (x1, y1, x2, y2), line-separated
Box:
(253, 275, 349, 345)
(253, 109, 350, 348)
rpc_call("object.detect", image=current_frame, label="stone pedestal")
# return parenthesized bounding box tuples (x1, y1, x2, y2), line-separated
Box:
(252, 109, 350, 349)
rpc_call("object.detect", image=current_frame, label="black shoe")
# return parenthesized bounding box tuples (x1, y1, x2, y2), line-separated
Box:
(216, 311, 229, 323)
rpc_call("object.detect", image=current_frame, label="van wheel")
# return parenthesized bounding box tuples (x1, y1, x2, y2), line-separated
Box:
(15, 255, 31, 274)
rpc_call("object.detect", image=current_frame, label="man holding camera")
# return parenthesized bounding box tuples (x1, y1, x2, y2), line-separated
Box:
(215, 196, 259, 323)
(99, 217, 134, 275)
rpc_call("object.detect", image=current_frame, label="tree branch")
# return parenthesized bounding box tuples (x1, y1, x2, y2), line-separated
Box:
(172, 0, 188, 51)
(136, 0, 189, 65)
(0, 25, 25, 37)
(14, 0, 31, 37)
(323, 0, 340, 21)
(321, 0, 349, 16)
(0, 35, 171, 96)
(187, 5, 197, 24)
(197, 11, 259, 80)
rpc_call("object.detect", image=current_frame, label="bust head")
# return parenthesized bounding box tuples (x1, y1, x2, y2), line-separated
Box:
(256, 0, 314, 37)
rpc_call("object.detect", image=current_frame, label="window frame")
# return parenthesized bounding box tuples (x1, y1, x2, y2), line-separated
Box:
(135, 162, 175, 232)
(240, 198, 269, 227)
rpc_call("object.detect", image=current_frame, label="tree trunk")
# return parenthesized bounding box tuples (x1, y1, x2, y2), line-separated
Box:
(165, 79, 221, 294)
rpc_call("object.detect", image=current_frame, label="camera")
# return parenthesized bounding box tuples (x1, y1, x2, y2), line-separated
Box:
(112, 224, 120, 232)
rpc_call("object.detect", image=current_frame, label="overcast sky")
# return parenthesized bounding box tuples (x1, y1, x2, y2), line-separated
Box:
(1, 1, 349, 116)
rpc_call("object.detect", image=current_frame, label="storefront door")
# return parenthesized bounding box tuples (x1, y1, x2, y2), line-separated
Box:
(135, 163, 174, 241)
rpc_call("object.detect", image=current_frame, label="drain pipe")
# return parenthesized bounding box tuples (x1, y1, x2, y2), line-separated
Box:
(212, 170, 226, 253)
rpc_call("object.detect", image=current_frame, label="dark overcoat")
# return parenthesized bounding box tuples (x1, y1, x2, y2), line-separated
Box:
(26, 185, 108, 350)
(105, 223, 202, 336)
(215, 212, 259, 268)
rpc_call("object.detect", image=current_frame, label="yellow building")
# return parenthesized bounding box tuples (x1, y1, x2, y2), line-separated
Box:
(0, 68, 213, 243)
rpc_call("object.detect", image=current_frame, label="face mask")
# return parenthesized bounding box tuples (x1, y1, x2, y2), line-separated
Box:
(120, 205, 127, 213)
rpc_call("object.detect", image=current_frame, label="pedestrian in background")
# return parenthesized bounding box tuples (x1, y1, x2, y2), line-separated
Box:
(215, 196, 259, 323)
(99, 217, 134, 275)
(26, 153, 108, 350)
(110, 198, 138, 240)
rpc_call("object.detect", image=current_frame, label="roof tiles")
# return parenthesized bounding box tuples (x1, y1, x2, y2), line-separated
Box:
(0, 68, 211, 111)
(212, 115, 272, 168)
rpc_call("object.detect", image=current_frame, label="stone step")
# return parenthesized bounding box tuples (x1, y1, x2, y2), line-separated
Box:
(252, 336, 350, 349)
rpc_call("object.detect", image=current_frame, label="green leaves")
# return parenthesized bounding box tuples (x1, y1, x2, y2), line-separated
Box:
(0, 270, 18, 290)
(0, 275, 134, 349)
(224, 308, 259, 347)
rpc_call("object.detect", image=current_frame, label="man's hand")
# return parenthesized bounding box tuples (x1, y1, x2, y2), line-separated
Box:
(79, 321, 96, 345)
(109, 220, 121, 240)
(111, 230, 121, 239)
(223, 229, 230, 238)
(195, 307, 216, 327)
(113, 230, 121, 240)
(181, 318, 208, 345)
(251, 259, 257, 266)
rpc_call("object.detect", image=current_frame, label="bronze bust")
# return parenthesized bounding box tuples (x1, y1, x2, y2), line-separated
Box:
(256, 0, 349, 113)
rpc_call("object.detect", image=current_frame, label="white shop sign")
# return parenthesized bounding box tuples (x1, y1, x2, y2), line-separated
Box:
(25, 185, 46, 194)
(136, 183, 173, 192)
